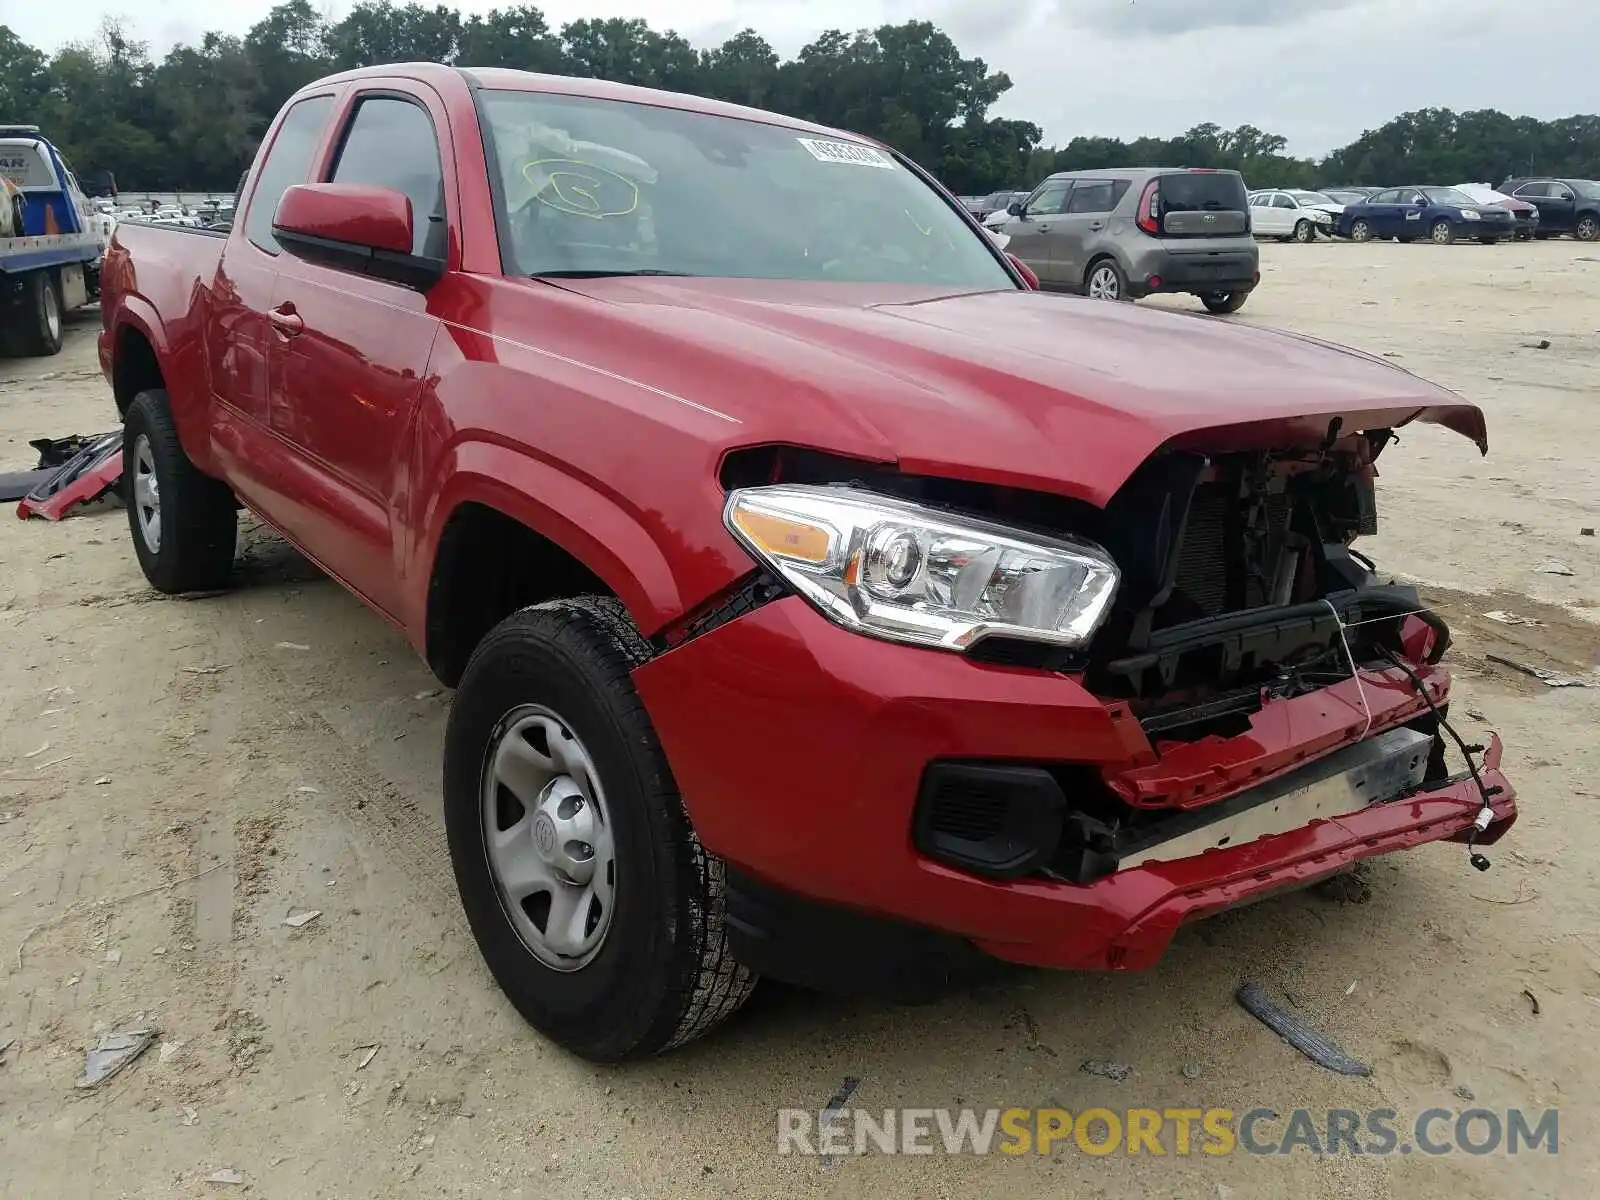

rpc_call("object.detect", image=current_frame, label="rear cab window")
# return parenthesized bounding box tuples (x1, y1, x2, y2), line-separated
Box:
(244, 95, 336, 253)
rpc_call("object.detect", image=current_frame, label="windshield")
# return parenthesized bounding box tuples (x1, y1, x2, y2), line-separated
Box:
(1574, 180, 1600, 199)
(478, 89, 1015, 288)
(1422, 187, 1474, 206)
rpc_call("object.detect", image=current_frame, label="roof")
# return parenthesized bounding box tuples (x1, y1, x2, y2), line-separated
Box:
(1043, 166, 1245, 181)
(300, 64, 876, 147)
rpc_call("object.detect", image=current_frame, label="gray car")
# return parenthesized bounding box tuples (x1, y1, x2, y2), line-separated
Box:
(988, 167, 1261, 313)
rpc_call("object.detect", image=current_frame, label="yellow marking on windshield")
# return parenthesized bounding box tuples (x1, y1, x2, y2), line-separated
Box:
(522, 158, 640, 220)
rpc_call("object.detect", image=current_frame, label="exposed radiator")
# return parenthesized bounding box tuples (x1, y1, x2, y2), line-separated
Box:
(1171, 484, 1291, 616)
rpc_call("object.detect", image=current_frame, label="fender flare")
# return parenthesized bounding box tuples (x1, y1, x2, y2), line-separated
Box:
(414, 440, 684, 641)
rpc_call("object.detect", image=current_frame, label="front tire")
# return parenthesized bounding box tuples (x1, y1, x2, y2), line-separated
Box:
(443, 598, 756, 1062)
(1430, 219, 1455, 245)
(0, 270, 64, 357)
(1349, 219, 1373, 243)
(1201, 291, 1249, 314)
(1292, 219, 1314, 243)
(124, 389, 238, 593)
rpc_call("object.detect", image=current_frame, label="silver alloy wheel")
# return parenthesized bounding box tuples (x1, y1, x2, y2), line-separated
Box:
(1350, 219, 1371, 242)
(43, 282, 61, 343)
(132, 433, 161, 554)
(483, 704, 616, 972)
(1578, 216, 1599, 241)
(1431, 221, 1453, 244)
(1087, 264, 1120, 300)
(1294, 219, 1313, 243)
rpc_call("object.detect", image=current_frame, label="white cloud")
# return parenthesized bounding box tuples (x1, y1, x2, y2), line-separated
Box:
(4, 0, 1594, 155)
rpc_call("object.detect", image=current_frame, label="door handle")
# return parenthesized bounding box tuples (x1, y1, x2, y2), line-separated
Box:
(269, 304, 303, 337)
(1036, 223, 1052, 233)
(1089, 221, 1105, 231)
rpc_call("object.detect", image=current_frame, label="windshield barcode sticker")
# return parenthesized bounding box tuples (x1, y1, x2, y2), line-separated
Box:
(797, 138, 895, 169)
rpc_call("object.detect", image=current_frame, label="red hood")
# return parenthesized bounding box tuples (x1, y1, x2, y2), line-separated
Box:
(540, 278, 1488, 507)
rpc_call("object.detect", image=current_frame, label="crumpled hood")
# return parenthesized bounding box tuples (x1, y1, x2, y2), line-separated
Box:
(544, 278, 1488, 507)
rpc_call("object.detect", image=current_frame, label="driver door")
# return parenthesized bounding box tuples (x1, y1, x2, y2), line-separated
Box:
(1001, 180, 1071, 287)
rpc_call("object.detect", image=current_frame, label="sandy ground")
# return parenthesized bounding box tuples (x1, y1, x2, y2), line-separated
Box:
(1, 240, 1597, 1199)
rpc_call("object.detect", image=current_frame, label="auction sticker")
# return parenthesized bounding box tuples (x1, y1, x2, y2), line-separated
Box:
(797, 138, 896, 168)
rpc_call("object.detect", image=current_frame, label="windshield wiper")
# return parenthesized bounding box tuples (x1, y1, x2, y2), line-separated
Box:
(532, 269, 699, 279)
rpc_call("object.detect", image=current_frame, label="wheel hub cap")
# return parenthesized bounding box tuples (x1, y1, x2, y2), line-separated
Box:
(483, 706, 615, 971)
(132, 434, 160, 554)
(1089, 269, 1118, 299)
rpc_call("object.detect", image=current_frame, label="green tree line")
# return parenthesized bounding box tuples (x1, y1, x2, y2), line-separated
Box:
(2, 2, 1596, 196)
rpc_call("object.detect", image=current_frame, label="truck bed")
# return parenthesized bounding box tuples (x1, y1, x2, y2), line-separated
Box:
(0, 231, 104, 274)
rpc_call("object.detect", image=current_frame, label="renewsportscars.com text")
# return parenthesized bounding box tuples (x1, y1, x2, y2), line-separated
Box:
(777, 1106, 1559, 1157)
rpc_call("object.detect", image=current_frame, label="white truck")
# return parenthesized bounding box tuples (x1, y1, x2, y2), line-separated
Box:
(1, 124, 107, 357)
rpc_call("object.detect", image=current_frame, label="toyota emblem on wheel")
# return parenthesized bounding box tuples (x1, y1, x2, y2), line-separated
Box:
(532, 811, 557, 857)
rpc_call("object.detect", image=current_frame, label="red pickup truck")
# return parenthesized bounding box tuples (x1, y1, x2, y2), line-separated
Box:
(99, 64, 1517, 1062)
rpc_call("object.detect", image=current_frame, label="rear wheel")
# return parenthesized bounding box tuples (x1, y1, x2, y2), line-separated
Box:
(124, 389, 238, 593)
(1349, 218, 1373, 243)
(443, 598, 756, 1062)
(1084, 258, 1129, 301)
(1430, 219, 1455, 245)
(1201, 291, 1249, 315)
(1576, 214, 1600, 242)
(1292, 219, 1314, 243)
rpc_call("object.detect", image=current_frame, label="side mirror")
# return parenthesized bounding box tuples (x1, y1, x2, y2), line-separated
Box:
(1006, 252, 1039, 290)
(272, 183, 445, 291)
(1007, 201, 1025, 217)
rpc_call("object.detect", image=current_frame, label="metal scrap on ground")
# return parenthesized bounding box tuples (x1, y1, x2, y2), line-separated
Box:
(1081, 1059, 1133, 1082)
(1236, 983, 1371, 1076)
(1486, 653, 1592, 687)
(76, 1028, 156, 1089)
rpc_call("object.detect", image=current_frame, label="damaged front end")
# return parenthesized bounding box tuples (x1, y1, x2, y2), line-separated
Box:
(913, 419, 1510, 890)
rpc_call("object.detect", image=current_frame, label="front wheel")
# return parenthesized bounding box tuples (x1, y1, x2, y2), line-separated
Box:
(1430, 220, 1455, 245)
(1201, 291, 1249, 314)
(1349, 219, 1373, 243)
(1084, 258, 1129, 301)
(443, 597, 756, 1062)
(124, 389, 238, 593)
(1292, 219, 1314, 243)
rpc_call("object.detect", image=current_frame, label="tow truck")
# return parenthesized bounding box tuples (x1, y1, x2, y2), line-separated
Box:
(1, 124, 106, 357)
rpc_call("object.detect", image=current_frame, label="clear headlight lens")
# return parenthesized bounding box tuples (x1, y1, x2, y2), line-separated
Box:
(723, 484, 1120, 652)
(1460, 208, 1481, 220)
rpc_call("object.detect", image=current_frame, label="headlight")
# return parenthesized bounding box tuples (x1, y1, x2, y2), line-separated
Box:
(723, 484, 1119, 652)
(1460, 209, 1481, 220)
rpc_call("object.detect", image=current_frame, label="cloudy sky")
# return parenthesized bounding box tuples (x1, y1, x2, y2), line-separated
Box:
(4, 0, 1595, 155)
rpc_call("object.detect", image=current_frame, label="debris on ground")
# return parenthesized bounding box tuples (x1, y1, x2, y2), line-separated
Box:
(1535, 560, 1575, 576)
(94, 776, 111, 786)
(357, 1045, 379, 1070)
(76, 1028, 156, 1089)
(295, 786, 320, 795)
(159, 1040, 184, 1064)
(1235, 983, 1372, 1076)
(817, 1076, 861, 1169)
(1483, 610, 1543, 627)
(415, 689, 441, 700)
(1345, 980, 1358, 996)
(182, 665, 229, 675)
(181, 1106, 200, 1126)
(275, 642, 311, 652)
(1523, 988, 1541, 1016)
(1081, 1059, 1133, 1082)
(1583, 528, 1596, 537)
(0, 1038, 13, 1065)
(103, 949, 121, 965)
(204, 1168, 246, 1185)
(1454, 1084, 1475, 1101)
(1466, 708, 1488, 720)
(1181, 1062, 1204, 1080)
(1523, 338, 1551, 350)
(23, 742, 50, 759)
(1486, 654, 1591, 687)
(283, 910, 321, 929)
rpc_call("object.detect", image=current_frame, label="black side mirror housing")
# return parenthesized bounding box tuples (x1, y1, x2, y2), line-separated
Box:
(1007, 201, 1025, 217)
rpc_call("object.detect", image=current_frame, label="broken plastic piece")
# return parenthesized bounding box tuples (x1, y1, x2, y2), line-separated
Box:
(1080, 1059, 1133, 1082)
(283, 910, 321, 929)
(1235, 983, 1371, 1076)
(76, 1028, 156, 1088)
(16, 431, 123, 521)
(205, 1168, 246, 1185)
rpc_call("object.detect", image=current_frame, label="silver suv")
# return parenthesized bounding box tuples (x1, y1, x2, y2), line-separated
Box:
(988, 167, 1261, 313)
